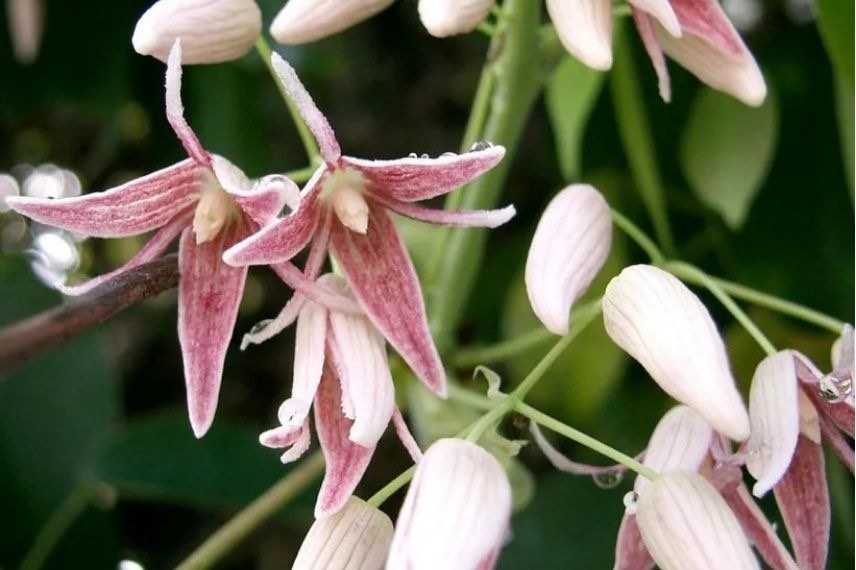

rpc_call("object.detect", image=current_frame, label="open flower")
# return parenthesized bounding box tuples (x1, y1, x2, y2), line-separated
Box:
(223, 53, 514, 397)
(548, 0, 766, 105)
(6, 41, 298, 438)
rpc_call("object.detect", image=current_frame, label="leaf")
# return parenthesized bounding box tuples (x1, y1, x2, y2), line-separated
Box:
(680, 87, 779, 229)
(473, 365, 503, 398)
(834, 75, 854, 197)
(546, 56, 605, 182)
(815, 0, 855, 86)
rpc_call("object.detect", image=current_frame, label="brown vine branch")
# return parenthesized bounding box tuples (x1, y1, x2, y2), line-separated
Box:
(0, 255, 180, 371)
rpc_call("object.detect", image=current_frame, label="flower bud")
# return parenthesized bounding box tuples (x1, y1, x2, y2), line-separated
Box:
(387, 439, 511, 569)
(546, 0, 614, 70)
(636, 471, 760, 570)
(8, 0, 43, 64)
(132, 0, 262, 64)
(293, 497, 393, 570)
(270, 0, 395, 45)
(418, 0, 495, 38)
(603, 265, 750, 441)
(525, 184, 612, 335)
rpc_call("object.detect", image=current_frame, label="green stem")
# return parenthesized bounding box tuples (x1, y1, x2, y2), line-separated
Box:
(454, 328, 554, 368)
(610, 23, 675, 255)
(175, 452, 324, 570)
(611, 209, 665, 264)
(366, 466, 416, 508)
(20, 485, 91, 570)
(668, 262, 777, 356)
(255, 37, 320, 163)
(284, 165, 318, 184)
(516, 402, 657, 481)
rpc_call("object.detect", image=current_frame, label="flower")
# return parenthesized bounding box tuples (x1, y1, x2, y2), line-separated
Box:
(386, 438, 511, 569)
(132, 0, 262, 64)
(6, 41, 298, 438)
(524, 184, 612, 335)
(602, 264, 751, 441)
(223, 53, 514, 397)
(270, 0, 395, 45)
(547, 0, 767, 106)
(418, 0, 496, 38)
(292, 496, 393, 569)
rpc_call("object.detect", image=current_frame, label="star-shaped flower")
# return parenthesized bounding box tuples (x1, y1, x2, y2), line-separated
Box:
(223, 53, 515, 397)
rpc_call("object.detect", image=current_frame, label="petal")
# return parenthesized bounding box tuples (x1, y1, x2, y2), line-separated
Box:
(329, 204, 445, 396)
(634, 405, 713, 494)
(280, 423, 312, 464)
(531, 422, 635, 476)
(818, 414, 854, 473)
(613, 514, 654, 570)
(8, 0, 43, 64)
(292, 497, 393, 570)
(270, 261, 364, 315)
(745, 351, 800, 497)
(628, 0, 680, 37)
(270, 53, 341, 164)
(525, 184, 612, 335)
(314, 363, 376, 518)
(386, 439, 512, 569)
(341, 145, 505, 203)
(546, 0, 614, 70)
(374, 194, 516, 228)
(418, 0, 495, 38)
(57, 208, 191, 296)
(259, 421, 305, 449)
(632, 10, 672, 102)
(271, 0, 395, 45)
(805, 385, 855, 438)
(222, 168, 324, 266)
(7, 160, 202, 237)
(165, 41, 211, 165)
(327, 305, 396, 447)
(635, 470, 760, 570)
(772, 436, 830, 570)
(178, 224, 248, 438)
(291, 299, 328, 424)
(213, 155, 298, 225)
(830, 323, 854, 381)
(392, 408, 423, 463)
(603, 265, 751, 441)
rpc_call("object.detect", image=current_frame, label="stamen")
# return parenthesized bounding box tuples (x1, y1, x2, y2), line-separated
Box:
(193, 174, 237, 244)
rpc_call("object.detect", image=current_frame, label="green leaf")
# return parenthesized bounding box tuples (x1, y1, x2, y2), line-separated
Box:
(815, 0, 855, 86)
(680, 87, 779, 229)
(546, 56, 604, 182)
(834, 75, 854, 197)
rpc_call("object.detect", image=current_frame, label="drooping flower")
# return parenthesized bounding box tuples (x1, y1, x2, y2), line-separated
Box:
(418, 0, 496, 38)
(132, 0, 262, 64)
(547, 0, 767, 106)
(292, 496, 393, 569)
(525, 183, 612, 335)
(386, 438, 511, 569)
(602, 264, 751, 441)
(6, 41, 304, 438)
(223, 53, 513, 397)
(270, 0, 395, 45)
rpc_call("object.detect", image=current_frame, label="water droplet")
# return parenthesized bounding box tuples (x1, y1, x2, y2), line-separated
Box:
(593, 471, 624, 489)
(420, 153, 429, 159)
(469, 141, 494, 152)
(249, 319, 274, 336)
(408, 152, 418, 159)
(818, 375, 847, 402)
(440, 152, 457, 158)
(622, 491, 639, 514)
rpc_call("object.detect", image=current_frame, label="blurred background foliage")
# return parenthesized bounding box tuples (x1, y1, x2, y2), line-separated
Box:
(0, 0, 852, 568)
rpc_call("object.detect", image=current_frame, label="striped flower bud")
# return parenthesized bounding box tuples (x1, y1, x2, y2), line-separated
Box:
(270, 0, 395, 45)
(132, 0, 262, 64)
(546, 0, 614, 70)
(293, 497, 393, 570)
(636, 471, 760, 570)
(387, 439, 511, 569)
(603, 265, 750, 441)
(525, 184, 612, 335)
(418, 0, 495, 38)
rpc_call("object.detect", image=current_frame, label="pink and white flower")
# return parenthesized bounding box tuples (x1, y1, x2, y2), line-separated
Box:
(223, 53, 514, 398)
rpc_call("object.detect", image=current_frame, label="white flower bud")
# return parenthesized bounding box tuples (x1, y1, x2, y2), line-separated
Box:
(636, 471, 760, 570)
(603, 265, 750, 441)
(387, 439, 511, 569)
(7, 0, 43, 64)
(418, 0, 495, 38)
(546, 0, 614, 70)
(271, 0, 395, 45)
(133, 0, 262, 64)
(293, 497, 393, 570)
(525, 184, 612, 335)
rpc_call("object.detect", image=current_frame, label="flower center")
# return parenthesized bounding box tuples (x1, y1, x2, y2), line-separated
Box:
(193, 171, 239, 244)
(322, 168, 369, 234)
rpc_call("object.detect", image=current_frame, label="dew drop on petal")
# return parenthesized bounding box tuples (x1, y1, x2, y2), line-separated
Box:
(469, 140, 494, 152)
(408, 152, 418, 159)
(593, 470, 624, 489)
(818, 375, 847, 402)
(248, 318, 273, 336)
(440, 152, 457, 158)
(419, 153, 429, 159)
(622, 490, 639, 514)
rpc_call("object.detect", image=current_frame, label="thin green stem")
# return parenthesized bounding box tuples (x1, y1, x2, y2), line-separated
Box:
(447, 383, 495, 410)
(283, 165, 318, 184)
(668, 262, 777, 356)
(366, 466, 416, 508)
(20, 485, 91, 570)
(176, 452, 324, 570)
(454, 327, 554, 368)
(477, 21, 497, 37)
(255, 37, 320, 163)
(611, 209, 665, 264)
(516, 402, 657, 481)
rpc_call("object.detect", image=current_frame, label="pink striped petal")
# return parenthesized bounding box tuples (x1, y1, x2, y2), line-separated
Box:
(260, 421, 305, 448)
(340, 145, 505, 202)
(177, 224, 248, 438)
(212, 155, 297, 226)
(746, 352, 800, 498)
(165, 40, 211, 166)
(546, 0, 614, 70)
(374, 195, 516, 228)
(269, 53, 341, 164)
(7, 160, 202, 237)
(628, 0, 680, 37)
(632, 10, 672, 102)
(222, 169, 324, 266)
(614, 514, 654, 570)
(811, 393, 855, 438)
(270, 261, 363, 315)
(773, 436, 830, 570)
(393, 408, 423, 463)
(818, 414, 854, 473)
(58, 208, 192, 296)
(329, 204, 445, 396)
(314, 363, 375, 518)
